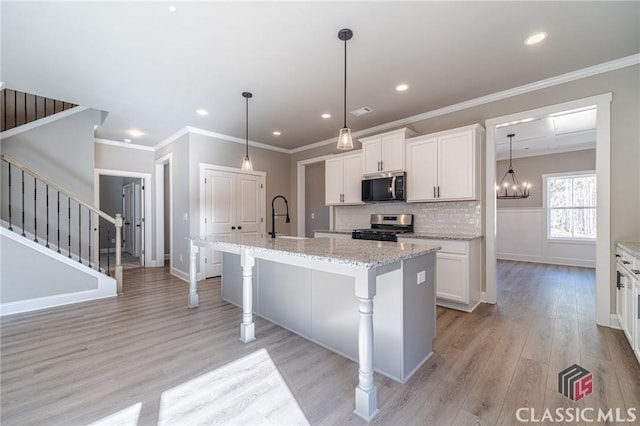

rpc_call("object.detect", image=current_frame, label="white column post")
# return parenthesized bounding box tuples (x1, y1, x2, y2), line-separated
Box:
(188, 240, 199, 308)
(353, 267, 379, 422)
(114, 213, 123, 295)
(240, 249, 256, 343)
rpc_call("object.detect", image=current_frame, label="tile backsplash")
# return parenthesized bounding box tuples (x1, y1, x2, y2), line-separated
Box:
(335, 201, 482, 234)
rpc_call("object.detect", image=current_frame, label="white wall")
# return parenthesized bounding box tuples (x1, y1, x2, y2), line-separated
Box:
(497, 208, 595, 267)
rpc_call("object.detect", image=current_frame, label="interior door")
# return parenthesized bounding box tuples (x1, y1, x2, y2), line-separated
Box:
(123, 182, 135, 255)
(204, 170, 236, 277)
(203, 169, 263, 278)
(134, 181, 143, 259)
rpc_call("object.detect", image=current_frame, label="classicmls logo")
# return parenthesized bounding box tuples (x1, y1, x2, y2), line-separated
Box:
(558, 364, 593, 401)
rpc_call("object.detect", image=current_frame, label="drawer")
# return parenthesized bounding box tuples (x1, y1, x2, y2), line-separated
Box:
(617, 246, 636, 270)
(401, 238, 467, 255)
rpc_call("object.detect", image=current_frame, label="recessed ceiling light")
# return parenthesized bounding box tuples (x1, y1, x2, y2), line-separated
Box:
(524, 32, 547, 46)
(196, 109, 208, 116)
(272, 131, 281, 136)
(168, 6, 176, 12)
(127, 129, 144, 138)
(123, 138, 132, 143)
(321, 113, 331, 119)
(396, 84, 409, 92)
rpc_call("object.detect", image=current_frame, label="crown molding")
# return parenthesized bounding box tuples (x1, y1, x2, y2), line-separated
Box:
(292, 53, 640, 154)
(95, 138, 154, 151)
(185, 126, 291, 154)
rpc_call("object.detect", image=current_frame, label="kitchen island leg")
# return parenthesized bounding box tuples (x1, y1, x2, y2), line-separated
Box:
(354, 268, 379, 422)
(240, 249, 256, 343)
(188, 241, 199, 308)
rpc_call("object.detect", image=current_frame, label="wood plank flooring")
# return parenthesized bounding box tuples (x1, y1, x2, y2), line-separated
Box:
(2, 260, 639, 425)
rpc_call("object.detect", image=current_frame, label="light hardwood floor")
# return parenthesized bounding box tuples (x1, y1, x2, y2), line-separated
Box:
(2, 261, 639, 425)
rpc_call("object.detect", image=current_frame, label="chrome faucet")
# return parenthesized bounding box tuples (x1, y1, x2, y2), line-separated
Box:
(270, 195, 290, 238)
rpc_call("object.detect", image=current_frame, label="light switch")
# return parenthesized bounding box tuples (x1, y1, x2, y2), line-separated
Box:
(417, 270, 426, 284)
(311, 213, 315, 219)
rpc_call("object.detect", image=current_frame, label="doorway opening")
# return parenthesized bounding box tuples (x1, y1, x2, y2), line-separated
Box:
(155, 154, 172, 269)
(485, 93, 612, 326)
(95, 169, 153, 269)
(296, 154, 334, 237)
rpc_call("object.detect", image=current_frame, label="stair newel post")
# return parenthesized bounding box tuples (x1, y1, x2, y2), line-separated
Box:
(33, 176, 38, 243)
(7, 162, 13, 231)
(21, 170, 25, 237)
(115, 213, 123, 294)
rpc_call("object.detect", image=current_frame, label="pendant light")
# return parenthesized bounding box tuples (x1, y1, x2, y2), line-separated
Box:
(497, 133, 531, 199)
(336, 28, 354, 150)
(241, 91, 253, 171)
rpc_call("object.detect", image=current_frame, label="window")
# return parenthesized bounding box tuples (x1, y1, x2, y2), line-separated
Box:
(545, 172, 596, 240)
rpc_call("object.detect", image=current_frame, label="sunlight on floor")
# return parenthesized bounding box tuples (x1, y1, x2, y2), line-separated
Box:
(86, 402, 141, 426)
(157, 348, 309, 425)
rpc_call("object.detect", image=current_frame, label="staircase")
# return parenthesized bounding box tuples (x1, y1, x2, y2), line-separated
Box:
(1, 88, 76, 132)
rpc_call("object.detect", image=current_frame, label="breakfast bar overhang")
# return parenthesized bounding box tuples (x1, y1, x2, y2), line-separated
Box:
(188, 235, 439, 422)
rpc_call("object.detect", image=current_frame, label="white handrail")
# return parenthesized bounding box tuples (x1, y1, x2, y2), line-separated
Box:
(1, 153, 115, 224)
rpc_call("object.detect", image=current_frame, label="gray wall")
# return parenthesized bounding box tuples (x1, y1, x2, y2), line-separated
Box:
(94, 143, 155, 174)
(497, 149, 596, 208)
(304, 161, 329, 237)
(1, 108, 103, 204)
(164, 163, 170, 256)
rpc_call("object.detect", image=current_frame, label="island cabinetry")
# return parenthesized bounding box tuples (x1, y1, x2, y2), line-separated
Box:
(405, 124, 483, 202)
(221, 251, 435, 383)
(360, 128, 416, 175)
(615, 243, 640, 364)
(398, 237, 482, 312)
(325, 152, 363, 205)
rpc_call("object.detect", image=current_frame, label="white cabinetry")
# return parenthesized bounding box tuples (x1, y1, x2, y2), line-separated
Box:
(325, 152, 363, 205)
(405, 124, 483, 202)
(360, 128, 416, 175)
(616, 244, 640, 364)
(398, 237, 482, 312)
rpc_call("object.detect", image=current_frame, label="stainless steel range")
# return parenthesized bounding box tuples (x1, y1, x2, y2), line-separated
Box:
(352, 214, 414, 242)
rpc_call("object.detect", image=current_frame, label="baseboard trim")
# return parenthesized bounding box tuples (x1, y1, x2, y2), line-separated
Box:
(609, 314, 622, 330)
(497, 253, 595, 268)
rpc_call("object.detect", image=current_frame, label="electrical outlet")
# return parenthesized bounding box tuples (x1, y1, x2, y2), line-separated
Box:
(183, 212, 188, 221)
(311, 213, 315, 219)
(417, 270, 426, 284)
(180, 254, 183, 262)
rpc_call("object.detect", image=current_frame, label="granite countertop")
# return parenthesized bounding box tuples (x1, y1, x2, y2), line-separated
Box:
(618, 241, 640, 260)
(192, 234, 440, 268)
(314, 229, 482, 241)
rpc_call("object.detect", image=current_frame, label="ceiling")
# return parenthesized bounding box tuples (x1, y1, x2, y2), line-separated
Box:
(2, 1, 639, 151)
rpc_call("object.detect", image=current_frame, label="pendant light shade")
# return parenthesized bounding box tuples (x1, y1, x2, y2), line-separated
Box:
(241, 91, 253, 171)
(337, 28, 354, 150)
(496, 133, 531, 199)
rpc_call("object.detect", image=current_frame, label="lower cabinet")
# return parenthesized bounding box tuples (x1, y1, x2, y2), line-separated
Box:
(615, 244, 640, 365)
(398, 237, 482, 312)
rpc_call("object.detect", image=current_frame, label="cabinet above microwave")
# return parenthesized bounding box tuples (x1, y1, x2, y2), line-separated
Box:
(359, 128, 416, 176)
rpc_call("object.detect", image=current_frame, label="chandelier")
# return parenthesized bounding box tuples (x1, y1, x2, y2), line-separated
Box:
(497, 133, 531, 199)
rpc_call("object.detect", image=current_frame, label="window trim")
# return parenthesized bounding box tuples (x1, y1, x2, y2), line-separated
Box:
(543, 170, 596, 242)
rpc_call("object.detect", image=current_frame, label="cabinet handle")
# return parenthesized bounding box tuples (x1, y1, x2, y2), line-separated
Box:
(433, 186, 436, 198)
(437, 186, 440, 198)
(622, 260, 631, 265)
(238, 226, 242, 230)
(231, 226, 236, 230)
(380, 160, 383, 171)
(615, 254, 621, 257)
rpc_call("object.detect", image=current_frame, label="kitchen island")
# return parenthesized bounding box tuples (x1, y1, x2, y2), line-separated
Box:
(188, 234, 439, 422)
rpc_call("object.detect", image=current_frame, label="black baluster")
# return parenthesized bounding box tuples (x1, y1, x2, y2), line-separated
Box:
(35, 95, 38, 121)
(33, 177, 38, 243)
(24, 92, 27, 126)
(46, 184, 50, 248)
(21, 170, 25, 237)
(3, 89, 6, 131)
(68, 197, 71, 258)
(106, 227, 111, 276)
(57, 192, 61, 253)
(88, 212, 92, 268)
(8, 163, 13, 231)
(14, 89, 17, 129)
(78, 204, 82, 263)
(53, 99, 57, 115)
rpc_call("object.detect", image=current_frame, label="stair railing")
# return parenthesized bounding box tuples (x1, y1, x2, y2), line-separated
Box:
(1, 153, 123, 293)
(1, 88, 76, 133)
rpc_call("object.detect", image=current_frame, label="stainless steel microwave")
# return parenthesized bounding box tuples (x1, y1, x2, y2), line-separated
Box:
(361, 173, 405, 202)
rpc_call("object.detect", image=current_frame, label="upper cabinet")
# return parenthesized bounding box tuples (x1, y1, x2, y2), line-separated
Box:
(405, 124, 484, 202)
(360, 128, 416, 176)
(325, 152, 364, 205)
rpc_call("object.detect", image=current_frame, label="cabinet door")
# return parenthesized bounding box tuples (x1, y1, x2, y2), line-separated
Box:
(380, 133, 404, 172)
(325, 158, 344, 205)
(625, 275, 634, 342)
(362, 139, 382, 175)
(342, 154, 363, 204)
(405, 138, 438, 202)
(438, 131, 474, 200)
(616, 272, 626, 330)
(436, 252, 469, 303)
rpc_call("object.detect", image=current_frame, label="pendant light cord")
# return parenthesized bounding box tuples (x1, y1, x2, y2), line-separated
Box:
(343, 37, 347, 129)
(509, 135, 513, 169)
(245, 96, 249, 157)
